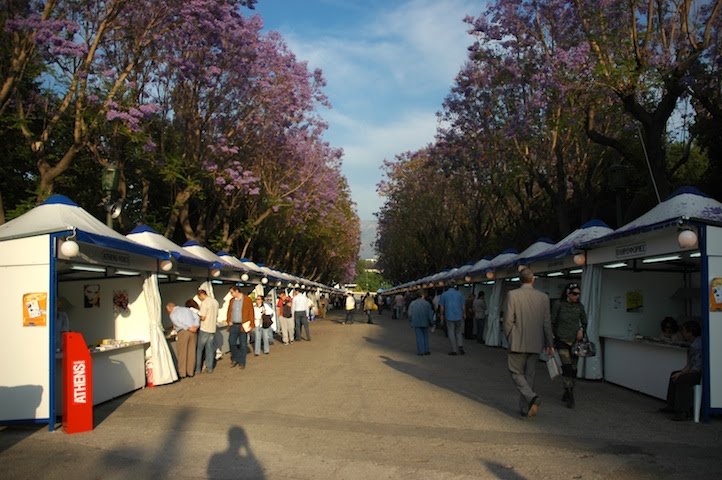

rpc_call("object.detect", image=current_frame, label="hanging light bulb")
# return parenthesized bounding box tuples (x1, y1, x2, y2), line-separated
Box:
(241, 273, 249, 282)
(678, 229, 698, 249)
(486, 271, 495, 280)
(60, 238, 79, 257)
(261, 277, 268, 285)
(160, 259, 174, 272)
(573, 253, 586, 266)
(211, 268, 221, 278)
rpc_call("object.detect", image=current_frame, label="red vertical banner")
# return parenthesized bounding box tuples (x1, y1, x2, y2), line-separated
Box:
(62, 332, 93, 433)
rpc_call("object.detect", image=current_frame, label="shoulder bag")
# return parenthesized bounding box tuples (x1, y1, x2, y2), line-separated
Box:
(571, 330, 596, 357)
(261, 307, 273, 329)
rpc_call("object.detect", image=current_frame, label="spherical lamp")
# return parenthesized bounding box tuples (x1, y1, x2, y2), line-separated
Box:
(486, 271, 495, 280)
(261, 277, 268, 285)
(678, 229, 698, 249)
(60, 239, 79, 258)
(464, 275, 472, 283)
(211, 268, 221, 278)
(573, 253, 586, 266)
(160, 259, 174, 272)
(241, 273, 249, 282)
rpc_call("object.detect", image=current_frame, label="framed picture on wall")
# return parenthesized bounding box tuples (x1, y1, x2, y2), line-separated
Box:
(84, 284, 100, 308)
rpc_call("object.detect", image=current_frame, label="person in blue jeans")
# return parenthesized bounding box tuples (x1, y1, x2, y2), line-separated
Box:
(253, 295, 273, 355)
(408, 290, 434, 355)
(439, 281, 466, 355)
(195, 289, 219, 374)
(226, 285, 254, 369)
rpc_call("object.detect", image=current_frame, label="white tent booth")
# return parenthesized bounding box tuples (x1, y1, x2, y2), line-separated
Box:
(127, 226, 236, 360)
(0, 196, 178, 430)
(578, 187, 722, 420)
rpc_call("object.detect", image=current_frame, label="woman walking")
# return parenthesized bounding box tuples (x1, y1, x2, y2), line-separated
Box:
(551, 283, 587, 408)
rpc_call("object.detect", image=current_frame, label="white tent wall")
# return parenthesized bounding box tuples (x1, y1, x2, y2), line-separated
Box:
(58, 276, 149, 344)
(706, 226, 722, 410)
(597, 269, 694, 338)
(0, 235, 51, 422)
(484, 281, 504, 346)
(579, 265, 602, 379)
(143, 273, 177, 386)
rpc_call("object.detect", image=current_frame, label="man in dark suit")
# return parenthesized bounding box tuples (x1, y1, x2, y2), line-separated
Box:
(503, 268, 554, 417)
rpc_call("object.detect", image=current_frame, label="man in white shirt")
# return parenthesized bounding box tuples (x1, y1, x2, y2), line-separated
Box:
(195, 289, 219, 374)
(292, 289, 311, 341)
(344, 292, 356, 324)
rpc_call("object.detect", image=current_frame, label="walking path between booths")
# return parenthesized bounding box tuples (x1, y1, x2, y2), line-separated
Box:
(1, 308, 721, 479)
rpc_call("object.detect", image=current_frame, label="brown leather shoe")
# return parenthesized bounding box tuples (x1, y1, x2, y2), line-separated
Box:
(527, 396, 540, 417)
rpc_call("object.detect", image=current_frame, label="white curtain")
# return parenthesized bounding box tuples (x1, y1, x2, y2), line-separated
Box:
(484, 281, 504, 346)
(144, 272, 178, 385)
(579, 265, 603, 379)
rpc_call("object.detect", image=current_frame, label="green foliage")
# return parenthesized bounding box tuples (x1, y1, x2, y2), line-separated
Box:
(354, 259, 390, 292)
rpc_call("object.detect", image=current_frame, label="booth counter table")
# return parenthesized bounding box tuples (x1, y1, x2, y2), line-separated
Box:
(56, 341, 149, 409)
(603, 336, 687, 400)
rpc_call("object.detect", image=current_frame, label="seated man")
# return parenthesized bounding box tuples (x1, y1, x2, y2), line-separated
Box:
(660, 321, 702, 421)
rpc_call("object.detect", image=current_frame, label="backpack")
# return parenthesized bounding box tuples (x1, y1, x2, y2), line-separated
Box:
(282, 299, 292, 317)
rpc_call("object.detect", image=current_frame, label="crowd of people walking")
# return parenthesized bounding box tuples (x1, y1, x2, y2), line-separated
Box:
(166, 277, 701, 423)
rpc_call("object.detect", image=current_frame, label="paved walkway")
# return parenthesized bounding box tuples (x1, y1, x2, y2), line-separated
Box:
(1, 309, 720, 479)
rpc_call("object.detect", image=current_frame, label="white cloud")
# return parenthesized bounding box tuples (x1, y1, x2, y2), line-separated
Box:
(338, 109, 439, 220)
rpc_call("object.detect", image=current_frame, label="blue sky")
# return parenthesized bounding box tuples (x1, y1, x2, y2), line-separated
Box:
(255, 0, 482, 225)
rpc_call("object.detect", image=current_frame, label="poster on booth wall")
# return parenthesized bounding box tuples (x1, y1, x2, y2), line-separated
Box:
(23, 292, 48, 326)
(710, 277, 722, 312)
(626, 290, 643, 313)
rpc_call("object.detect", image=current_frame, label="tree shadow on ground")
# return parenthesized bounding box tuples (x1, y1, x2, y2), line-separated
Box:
(377, 354, 524, 420)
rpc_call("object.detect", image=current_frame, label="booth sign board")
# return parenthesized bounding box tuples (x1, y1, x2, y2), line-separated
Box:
(62, 332, 93, 434)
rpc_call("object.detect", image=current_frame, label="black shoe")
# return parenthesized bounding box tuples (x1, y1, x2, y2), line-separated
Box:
(448, 352, 458, 356)
(424, 352, 430, 355)
(672, 412, 690, 421)
(659, 406, 675, 413)
(459, 347, 465, 355)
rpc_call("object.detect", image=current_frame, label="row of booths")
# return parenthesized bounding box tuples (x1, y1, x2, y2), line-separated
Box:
(0, 195, 341, 430)
(382, 187, 721, 421)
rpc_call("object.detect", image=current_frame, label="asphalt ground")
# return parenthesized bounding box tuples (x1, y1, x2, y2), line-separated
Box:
(1, 308, 721, 479)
